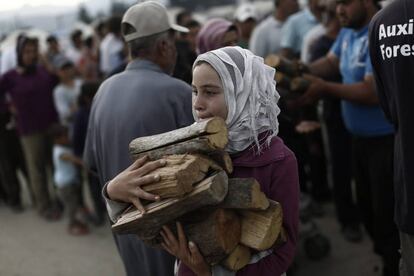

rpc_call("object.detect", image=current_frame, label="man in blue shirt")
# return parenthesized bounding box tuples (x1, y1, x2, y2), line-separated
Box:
(280, 0, 322, 58)
(299, 0, 399, 275)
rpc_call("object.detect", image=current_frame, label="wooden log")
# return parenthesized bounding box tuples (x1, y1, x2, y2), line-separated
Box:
(112, 171, 229, 239)
(273, 227, 287, 249)
(207, 151, 233, 174)
(239, 200, 283, 251)
(132, 137, 220, 160)
(142, 154, 213, 198)
(274, 72, 291, 90)
(221, 228, 286, 271)
(264, 54, 300, 77)
(148, 208, 241, 265)
(220, 178, 269, 210)
(129, 117, 228, 155)
(290, 77, 311, 94)
(221, 244, 251, 271)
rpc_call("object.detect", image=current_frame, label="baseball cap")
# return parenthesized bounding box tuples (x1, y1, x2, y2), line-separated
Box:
(53, 55, 73, 70)
(234, 3, 258, 22)
(122, 1, 189, 42)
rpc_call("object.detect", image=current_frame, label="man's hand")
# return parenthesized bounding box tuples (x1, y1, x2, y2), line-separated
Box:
(107, 156, 166, 213)
(295, 120, 321, 134)
(297, 74, 327, 106)
(161, 222, 211, 276)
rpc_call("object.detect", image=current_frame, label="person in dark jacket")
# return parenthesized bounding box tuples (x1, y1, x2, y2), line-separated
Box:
(369, 1, 414, 275)
(83, 2, 193, 276)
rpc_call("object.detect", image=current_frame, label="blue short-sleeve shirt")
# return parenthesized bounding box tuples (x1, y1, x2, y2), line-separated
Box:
(281, 9, 319, 55)
(330, 27, 394, 137)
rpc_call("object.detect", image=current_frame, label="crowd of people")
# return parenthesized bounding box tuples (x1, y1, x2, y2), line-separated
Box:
(0, 0, 412, 275)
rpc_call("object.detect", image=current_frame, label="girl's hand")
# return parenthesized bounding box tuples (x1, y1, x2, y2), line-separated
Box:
(106, 156, 165, 213)
(161, 222, 211, 276)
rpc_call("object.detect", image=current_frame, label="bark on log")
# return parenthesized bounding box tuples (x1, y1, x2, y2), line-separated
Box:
(290, 77, 311, 94)
(239, 200, 283, 251)
(207, 151, 233, 174)
(273, 227, 287, 249)
(142, 154, 213, 198)
(274, 72, 291, 90)
(264, 54, 300, 77)
(133, 146, 233, 175)
(147, 208, 241, 265)
(129, 117, 228, 155)
(221, 244, 251, 271)
(220, 178, 269, 210)
(112, 171, 229, 239)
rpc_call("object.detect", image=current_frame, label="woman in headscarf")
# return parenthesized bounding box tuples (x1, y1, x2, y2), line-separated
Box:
(196, 18, 240, 54)
(161, 46, 299, 276)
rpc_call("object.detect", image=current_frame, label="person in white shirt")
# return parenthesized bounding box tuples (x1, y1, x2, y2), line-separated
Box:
(0, 34, 27, 75)
(99, 16, 125, 77)
(249, 0, 299, 58)
(53, 57, 82, 128)
(65, 29, 83, 66)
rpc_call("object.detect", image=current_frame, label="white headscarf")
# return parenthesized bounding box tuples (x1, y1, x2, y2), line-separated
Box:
(193, 46, 281, 154)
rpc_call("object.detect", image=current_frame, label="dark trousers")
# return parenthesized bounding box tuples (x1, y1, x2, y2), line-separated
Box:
(0, 119, 27, 207)
(279, 118, 329, 201)
(57, 183, 82, 222)
(114, 234, 176, 276)
(353, 134, 400, 275)
(325, 116, 360, 227)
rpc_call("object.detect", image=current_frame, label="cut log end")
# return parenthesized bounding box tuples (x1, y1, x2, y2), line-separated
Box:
(264, 54, 280, 68)
(215, 209, 242, 254)
(251, 182, 270, 210)
(240, 200, 283, 251)
(221, 178, 269, 210)
(204, 117, 227, 134)
(221, 244, 251, 271)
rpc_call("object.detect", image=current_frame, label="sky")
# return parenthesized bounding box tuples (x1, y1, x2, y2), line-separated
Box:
(0, 0, 85, 12)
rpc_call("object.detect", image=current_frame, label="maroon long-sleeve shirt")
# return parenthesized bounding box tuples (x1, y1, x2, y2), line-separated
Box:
(179, 135, 300, 276)
(0, 66, 58, 136)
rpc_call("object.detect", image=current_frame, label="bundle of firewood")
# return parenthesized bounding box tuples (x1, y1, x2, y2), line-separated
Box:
(265, 54, 311, 94)
(112, 117, 285, 270)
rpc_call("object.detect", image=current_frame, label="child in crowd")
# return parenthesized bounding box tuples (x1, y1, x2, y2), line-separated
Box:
(51, 124, 89, 235)
(161, 46, 299, 276)
(72, 82, 106, 225)
(53, 57, 82, 128)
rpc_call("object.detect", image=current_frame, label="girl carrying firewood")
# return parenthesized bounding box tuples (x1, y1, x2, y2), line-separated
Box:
(161, 46, 299, 276)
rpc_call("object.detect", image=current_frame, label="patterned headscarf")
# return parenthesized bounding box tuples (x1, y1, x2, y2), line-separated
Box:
(196, 18, 236, 54)
(193, 46, 281, 154)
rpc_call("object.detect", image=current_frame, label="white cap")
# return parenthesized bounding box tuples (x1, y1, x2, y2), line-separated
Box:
(122, 1, 189, 42)
(234, 3, 258, 22)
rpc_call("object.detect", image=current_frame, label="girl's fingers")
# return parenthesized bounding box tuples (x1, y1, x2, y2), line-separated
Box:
(161, 242, 173, 255)
(135, 174, 161, 188)
(130, 198, 145, 214)
(176, 222, 190, 257)
(129, 156, 148, 170)
(160, 229, 169, 243)
(176, 222, 188, 250)
(136, 159, 166, 176)
(188, 241, 204, 260)
(162, 226, 178, 247)
(134, 187, 160, 201)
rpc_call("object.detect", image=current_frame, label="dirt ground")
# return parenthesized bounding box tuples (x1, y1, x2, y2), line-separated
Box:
(0, 200, 383, 276)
